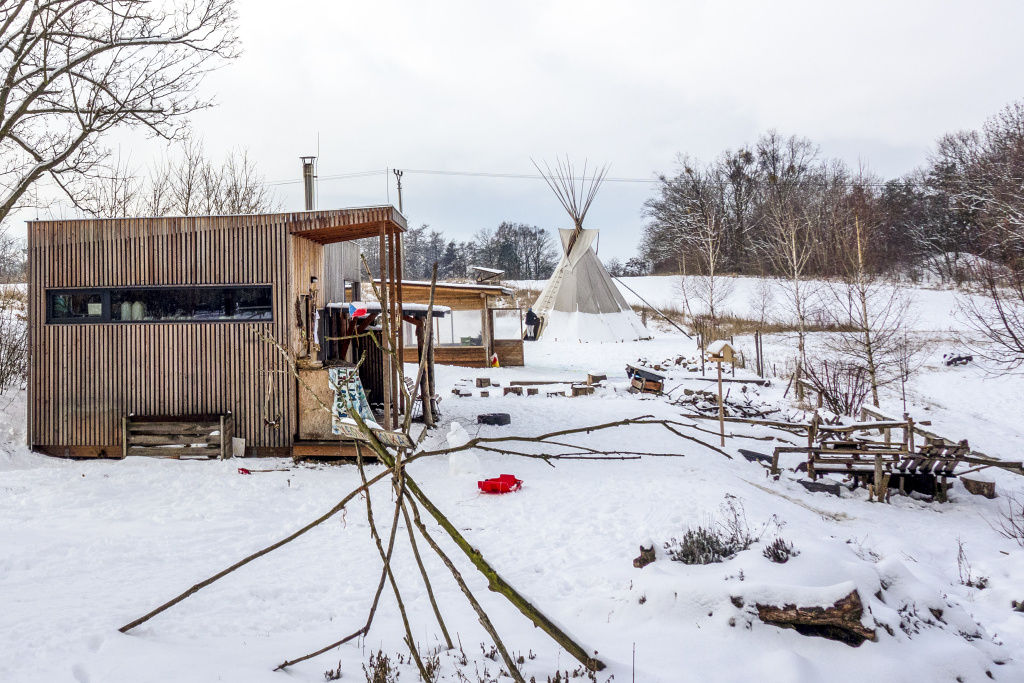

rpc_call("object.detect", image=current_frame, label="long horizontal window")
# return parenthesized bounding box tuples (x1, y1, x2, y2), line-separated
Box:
(47, 286, 273, 324)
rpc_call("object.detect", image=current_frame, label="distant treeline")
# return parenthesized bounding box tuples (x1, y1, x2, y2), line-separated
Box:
(639, 100, 1024, 282)
(361, 221, 560, 281)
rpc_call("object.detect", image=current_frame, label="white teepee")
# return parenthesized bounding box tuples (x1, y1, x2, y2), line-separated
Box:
(532, 159, 650, 342)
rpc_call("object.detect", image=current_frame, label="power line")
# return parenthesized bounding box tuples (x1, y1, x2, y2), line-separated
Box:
(264, 166, 956, 190)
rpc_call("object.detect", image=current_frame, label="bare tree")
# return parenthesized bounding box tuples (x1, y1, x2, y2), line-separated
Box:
(824, 215, 922, 406)
(959, 262, 1024, 371)
(663, 160, 734, 325)
(0, 1, 239, 224)
(756, 132, 821, 378)
(80, 137, 279, 218)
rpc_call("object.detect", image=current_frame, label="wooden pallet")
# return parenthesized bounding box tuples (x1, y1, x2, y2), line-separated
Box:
(123, 414, 233, 459)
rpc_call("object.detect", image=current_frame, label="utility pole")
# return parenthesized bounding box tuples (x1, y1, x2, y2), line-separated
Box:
(393, 168, 404, 214)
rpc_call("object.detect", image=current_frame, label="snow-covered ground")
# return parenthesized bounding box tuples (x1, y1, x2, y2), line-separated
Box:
(2, 277, 1023, 683)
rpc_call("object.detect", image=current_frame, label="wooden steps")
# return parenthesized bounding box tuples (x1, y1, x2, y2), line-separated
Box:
(124, 414, 233, 459)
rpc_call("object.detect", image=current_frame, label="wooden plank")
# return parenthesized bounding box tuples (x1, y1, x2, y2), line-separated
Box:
(126, 445, 220, 457)
(128, 434, 221, 446)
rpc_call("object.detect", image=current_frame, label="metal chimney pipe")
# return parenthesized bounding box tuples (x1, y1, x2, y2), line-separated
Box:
(300, 156, 316, 210)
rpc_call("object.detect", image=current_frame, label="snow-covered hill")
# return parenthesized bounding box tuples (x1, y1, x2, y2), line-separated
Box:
(2, 278, 1023, 683)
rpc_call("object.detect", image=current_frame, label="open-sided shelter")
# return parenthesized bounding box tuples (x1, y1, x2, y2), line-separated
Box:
(396, 280, 524, 367)
(28, 207, 410, 459)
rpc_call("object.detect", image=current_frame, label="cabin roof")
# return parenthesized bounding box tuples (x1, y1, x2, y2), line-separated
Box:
(28, 206, 406, 244)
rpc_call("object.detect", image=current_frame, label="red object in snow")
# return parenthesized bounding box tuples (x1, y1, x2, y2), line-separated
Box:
(478, 474, 522, 494)
(238, 467, 252, 475)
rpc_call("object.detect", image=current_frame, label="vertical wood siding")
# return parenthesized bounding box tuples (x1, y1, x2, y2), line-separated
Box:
(28, 215, 296, 452)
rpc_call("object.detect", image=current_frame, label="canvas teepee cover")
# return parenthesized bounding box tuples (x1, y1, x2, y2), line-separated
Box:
(532, 160, 650, 342)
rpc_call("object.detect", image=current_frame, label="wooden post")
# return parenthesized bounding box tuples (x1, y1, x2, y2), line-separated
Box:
(873, 454, 883, 503)
(379, 223, 392, 430)
(219, 414, 226, 460)
(730, 335, 735, 377)
(122, 416, 128, 459)
(907, 416, 915, 455)
(717, 359, 725, 447)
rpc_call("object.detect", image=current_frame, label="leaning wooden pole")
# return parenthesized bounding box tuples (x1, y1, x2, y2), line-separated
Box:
(346, 413, 604, 672)
(407, 497, 526, 683)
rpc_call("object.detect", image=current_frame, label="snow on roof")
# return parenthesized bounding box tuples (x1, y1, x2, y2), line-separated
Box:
(470, 266, 504, 275)
(706, 340, 733, 355)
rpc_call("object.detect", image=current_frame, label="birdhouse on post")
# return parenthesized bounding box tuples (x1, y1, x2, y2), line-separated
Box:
(706, 340, 735, 447)
(706, 340, 735, 364)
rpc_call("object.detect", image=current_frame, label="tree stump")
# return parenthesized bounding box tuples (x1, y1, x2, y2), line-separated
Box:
(476, 377, 490, 388)
(756, 590, 876, 646)
(587, 374, 607, 386)
(633, 545, 656, 569)
(571, 385, 595, 397)
(503, 386, 523, 396)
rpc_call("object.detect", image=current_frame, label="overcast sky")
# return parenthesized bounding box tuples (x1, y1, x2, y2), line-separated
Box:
(29, 0, 1024, 259)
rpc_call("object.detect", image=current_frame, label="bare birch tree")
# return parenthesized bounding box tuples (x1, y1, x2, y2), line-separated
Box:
(756, 133, 820, 382)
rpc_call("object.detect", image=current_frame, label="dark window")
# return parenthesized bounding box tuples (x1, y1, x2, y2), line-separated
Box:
(46, 287, 273, 324)
(50, 291, 106, 322)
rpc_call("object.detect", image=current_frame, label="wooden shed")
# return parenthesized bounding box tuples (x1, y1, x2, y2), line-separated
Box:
(27, 207, 408, 459)
(396, 280, 524, 368)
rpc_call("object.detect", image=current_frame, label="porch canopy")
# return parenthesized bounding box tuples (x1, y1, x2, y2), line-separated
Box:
(287, 205, 407, 243)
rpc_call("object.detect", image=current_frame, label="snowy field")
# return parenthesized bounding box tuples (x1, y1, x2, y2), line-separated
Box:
(2, 276, 1024, 682)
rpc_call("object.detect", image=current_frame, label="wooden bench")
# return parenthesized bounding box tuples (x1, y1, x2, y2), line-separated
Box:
(123, 414, 234, 459)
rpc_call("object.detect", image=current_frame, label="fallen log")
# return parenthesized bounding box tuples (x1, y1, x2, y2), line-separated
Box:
(755, 590, 876, 646)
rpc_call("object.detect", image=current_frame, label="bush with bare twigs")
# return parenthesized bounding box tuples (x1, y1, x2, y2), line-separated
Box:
(803, 359, 871, 417)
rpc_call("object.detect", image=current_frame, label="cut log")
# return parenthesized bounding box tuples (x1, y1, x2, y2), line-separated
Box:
(477, 413, 511, 426)
(756, 590, 876, 646)
(476, 377, 490, 388)
(503, 386, 523, 396)
(571, 385, 595, 397)
(587, 373, 607, 386)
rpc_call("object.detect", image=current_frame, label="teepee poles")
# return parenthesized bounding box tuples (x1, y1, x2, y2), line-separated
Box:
(532, 157, 609, 257)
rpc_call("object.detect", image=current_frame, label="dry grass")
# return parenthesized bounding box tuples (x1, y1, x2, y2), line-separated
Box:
(511, 284, 855, 339)
(510, 286, 543, 307)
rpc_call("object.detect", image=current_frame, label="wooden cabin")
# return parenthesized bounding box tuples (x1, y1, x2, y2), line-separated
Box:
(396, 280, 524, 367)
(27, 208, 412, 459)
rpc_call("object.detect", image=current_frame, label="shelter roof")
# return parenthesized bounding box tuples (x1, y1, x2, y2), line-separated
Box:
(390, 280, 513, 296)
(374, 279, 515, 312)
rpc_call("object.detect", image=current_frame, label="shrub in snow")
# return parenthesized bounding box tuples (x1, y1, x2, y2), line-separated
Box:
(664, 498, 775, 565)
(362, 649, 398, 683)
(664, 524, 741, 565)
(762, 537, 798, 564)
